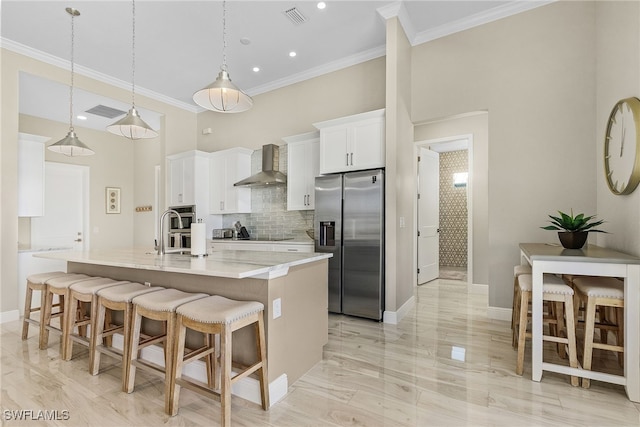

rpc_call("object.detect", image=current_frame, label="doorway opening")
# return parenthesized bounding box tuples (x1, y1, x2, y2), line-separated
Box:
(416, 135, 472, 284)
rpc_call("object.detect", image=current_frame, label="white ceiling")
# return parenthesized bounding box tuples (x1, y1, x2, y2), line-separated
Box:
(1, 1, 550, 131)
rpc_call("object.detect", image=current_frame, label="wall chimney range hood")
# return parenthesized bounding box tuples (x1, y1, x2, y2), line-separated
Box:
(234, 144, 287, 187)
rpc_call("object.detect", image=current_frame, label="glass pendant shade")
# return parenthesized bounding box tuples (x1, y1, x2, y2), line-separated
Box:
(107, 107, 158, 139)
(48, 129, 94, 156)
(193, 70, 253, 113)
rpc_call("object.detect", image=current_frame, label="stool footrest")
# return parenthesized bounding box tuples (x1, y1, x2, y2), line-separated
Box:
(230, 361, 264, 385)
(183, 346, 215, 365)
(175, 377, 222, 403)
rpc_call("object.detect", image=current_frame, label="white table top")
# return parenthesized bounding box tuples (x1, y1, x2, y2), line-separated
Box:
(35, 248, 332, 279)
(520, 243, 640, 264)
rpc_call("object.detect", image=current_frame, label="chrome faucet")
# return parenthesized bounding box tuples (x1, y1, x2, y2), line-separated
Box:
(157, 209, 182, 255)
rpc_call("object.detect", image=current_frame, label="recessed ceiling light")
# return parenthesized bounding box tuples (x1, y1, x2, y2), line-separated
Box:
(77, 115, 87, 120)
(317, 2, 326, 10)
(240, 37, 251, 45)
(289, 51, 297, 57)
(253, 67, 260, 72)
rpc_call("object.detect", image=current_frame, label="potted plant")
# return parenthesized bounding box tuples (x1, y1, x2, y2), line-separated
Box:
(541, 209, 607, 249)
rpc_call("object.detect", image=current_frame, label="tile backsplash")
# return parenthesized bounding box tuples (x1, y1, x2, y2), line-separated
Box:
(221, 145, 314, 239)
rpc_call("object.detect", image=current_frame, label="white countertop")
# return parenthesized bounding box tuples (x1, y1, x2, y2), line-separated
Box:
(34, 248, 331, 279)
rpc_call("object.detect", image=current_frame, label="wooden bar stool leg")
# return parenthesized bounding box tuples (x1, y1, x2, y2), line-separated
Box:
(163, 314, 176, 416)
(21, 285, 35, 340)
(256, 314, 269, 410)
(220, 325, 232, 427)
(582, 297, 598, 389)
(616, 306, 624, 368)
(516, 290, 529, 376)
(555, 301, 567, 359)
(39, 290, 54, 351)
(564, 294, 580, 387)
(90, 301, 107, 375)
(169, 319, 187, 417)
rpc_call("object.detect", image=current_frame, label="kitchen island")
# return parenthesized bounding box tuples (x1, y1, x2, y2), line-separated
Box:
(36, 248, 331, 406)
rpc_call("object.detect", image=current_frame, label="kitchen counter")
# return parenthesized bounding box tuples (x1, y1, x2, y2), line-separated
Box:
(35, 247, 330, 407)
(35, 247, 328, 279)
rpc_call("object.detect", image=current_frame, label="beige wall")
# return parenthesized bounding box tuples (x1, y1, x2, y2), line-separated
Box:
(196, 58, 386, 152)
(595, 1, 640, 256)
(1, 49, 197, 315)
(411, 1, 598, 309)
(415, 113, 489, 286)
(385, 17, 414, 312)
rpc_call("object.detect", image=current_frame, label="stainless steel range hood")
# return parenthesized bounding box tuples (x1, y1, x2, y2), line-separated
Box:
(233, 144, 287, 187)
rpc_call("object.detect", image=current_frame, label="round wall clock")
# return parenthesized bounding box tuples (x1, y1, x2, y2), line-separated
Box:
(604, 97, 640, 195)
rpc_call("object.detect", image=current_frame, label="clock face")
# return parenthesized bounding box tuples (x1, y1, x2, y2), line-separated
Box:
(604, 97, 640, 195)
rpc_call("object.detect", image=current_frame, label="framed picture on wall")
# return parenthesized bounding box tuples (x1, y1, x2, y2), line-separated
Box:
(106, 187, 121, 214)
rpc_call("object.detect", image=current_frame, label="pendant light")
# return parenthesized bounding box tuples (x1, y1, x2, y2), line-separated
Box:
(48, 8, 95, 156)
(193, 0, 253, 113)
(107, 0, 158, 139)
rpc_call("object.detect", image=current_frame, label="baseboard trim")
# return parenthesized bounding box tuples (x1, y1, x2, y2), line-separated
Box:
(0, 310, 19, 324)
(383, 295, 415, 325)
(110, 334, 287, 407)
(488, 306, 512, 322)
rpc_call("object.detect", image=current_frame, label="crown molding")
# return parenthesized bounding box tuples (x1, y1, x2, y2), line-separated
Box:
(1, 37, 199, 113)
(377, 1, 416, 43)
(244, 44, 386, 98)
(412, 0, 555, 46)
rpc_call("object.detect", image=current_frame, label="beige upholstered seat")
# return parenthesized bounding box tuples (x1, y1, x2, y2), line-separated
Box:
(90, 282, 164, 391)
(514, 273, 579, 386)
(63, 278, 129, 363)
(573, 276, 624, 388)
(511, 265, 532, 335)
(126, 289, 208, 414)
(22, 271, 69, 342)
(41, 273, 97, 357)
(170, 295, 269, 426)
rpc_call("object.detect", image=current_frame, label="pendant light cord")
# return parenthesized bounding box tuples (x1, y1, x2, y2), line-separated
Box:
(69, 11, 75, 132)
(221, 0, 227, 72)
(131, 0, 136, 107)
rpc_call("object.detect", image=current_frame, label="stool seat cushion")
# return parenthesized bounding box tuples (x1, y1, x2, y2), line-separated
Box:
(132, 289, 207, 312)
(177, 295, 264, 325)
(514, 265, 532, 277)
(27, 271, 68, 285)
(46, 274, 93, 289)
(70, 278, 129, 294)
(518, 274, 574, 295)
(574, 277, 624, 299)
(97, 282, 164, 303)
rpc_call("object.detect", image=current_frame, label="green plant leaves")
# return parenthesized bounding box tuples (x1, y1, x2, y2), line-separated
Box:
(540, 210, 607, 233)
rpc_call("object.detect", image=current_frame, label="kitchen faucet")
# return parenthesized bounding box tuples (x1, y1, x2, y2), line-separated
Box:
(157, 209, 182, 255)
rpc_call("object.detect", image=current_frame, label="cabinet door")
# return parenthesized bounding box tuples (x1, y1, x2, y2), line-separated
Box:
(209, 153, 228, 213)
(18, 138, 45, 217)
(287, 141, 311, 210)
(351, 119, 385, 170)
(306, 140, 320, 209)
(319, 127, 349, 174)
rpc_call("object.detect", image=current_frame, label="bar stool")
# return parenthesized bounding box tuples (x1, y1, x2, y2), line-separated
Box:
(41, 273, 97, 357)
(511, 265, 532, 343)
(63, 278, 129, 362)
(573, 276, 624, 388)
(514, 273, 579, 386)
(169, 295, 269, 426)
(126, 289, 208, 412)
(90, 282, 164, 390)
(22, 271, 69, 342)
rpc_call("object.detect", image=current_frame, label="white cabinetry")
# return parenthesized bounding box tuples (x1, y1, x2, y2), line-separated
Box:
(209, 148, 252, 214)
(314, 108, 385, 174)
(284, 131, 319, 211)
(166, 150, 210, 211)
(18, 133, 49, 217)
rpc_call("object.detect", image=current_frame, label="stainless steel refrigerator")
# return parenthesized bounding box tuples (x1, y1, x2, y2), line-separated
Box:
(314, 169, 385, 321)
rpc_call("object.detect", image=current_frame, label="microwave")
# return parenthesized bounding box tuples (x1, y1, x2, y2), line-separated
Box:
(168, 205, 196, 231)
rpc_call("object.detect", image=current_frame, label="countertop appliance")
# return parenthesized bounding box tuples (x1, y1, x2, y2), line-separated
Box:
(212, 228, 234, 239)
(168, 205, 195, 248)
(314, 169, 385, 321)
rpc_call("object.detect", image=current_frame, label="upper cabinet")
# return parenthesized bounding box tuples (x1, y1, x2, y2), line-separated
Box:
(18, 133, 50, 217)
(313, 109, 385, 175)
(284, 131, 319, 211)
(209, 147, 252, 214)
(166, 150, 210, 212)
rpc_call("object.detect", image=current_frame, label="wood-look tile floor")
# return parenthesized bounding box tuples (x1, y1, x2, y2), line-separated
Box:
(2, 279, 640, 426)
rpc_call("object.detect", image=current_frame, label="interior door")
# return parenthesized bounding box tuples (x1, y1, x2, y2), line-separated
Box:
(31, 162, 88, 250)
(418, 148, 439, 284)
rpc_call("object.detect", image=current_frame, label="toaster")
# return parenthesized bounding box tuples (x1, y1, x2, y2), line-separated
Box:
(212, 228, 234, 239)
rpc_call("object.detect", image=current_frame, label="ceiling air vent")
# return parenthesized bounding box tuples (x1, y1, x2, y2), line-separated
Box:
(85, 105, 126, 119)
(283, 7, 307, 25)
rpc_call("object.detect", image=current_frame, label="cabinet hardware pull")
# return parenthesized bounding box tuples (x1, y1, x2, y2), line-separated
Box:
(350, 152, 353, 165)
(346, 153, 349, 166)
